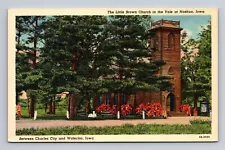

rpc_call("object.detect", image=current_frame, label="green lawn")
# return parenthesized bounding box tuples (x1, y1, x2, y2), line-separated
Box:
(20, 106, 68, 120)
(16, 120, 211, 135)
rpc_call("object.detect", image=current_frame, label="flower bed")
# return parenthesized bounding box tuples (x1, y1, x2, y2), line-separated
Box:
(135, 103, 164, 117)
(180, 104, 191, 115)
(68, 103, 166, 120)
(96, 104, 132, 116)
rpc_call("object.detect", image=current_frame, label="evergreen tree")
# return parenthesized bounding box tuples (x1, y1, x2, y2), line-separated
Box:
(16, 16, 46, 117)
(181, 22, 211, 113)
(41, 16, 107, 117)
(17, 15, 173, 118)
(96, 16, 171, 110)
(16, 16, 29, 105)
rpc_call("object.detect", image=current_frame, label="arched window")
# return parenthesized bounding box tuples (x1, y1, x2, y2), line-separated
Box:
(154, 35, 159, 50)
(121, 93, 127, 104)
(123, 93, 127, 104)
(168, 66, 174, 75)
(168, 33, 175, 48)
(98, 96, 102, 105)
(106, 93, 110, 104)
(114, 92, 118, 105)
(150, 35, 159, 50)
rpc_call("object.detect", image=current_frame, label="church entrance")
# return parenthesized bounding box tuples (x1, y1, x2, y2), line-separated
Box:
(166, 93, 175, 111)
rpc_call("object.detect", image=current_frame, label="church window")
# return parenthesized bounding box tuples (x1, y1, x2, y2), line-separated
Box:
(168, 33, 175, 48)
(168, 66, 174, 75)
(154, 35, 159, 50)
(114, 92, 118, 105)
(106, 93, 110, 104)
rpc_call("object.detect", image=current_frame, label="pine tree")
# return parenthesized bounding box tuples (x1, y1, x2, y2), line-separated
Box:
(16, 16, 46, 117)
(16, 16, 29, 105)
(41, 16, 107, 118)
(96, 16, 171, 110)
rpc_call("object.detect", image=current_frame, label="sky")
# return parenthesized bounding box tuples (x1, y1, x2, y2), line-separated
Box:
(151, 15, 211, 40)
(19, 15, 211, 48)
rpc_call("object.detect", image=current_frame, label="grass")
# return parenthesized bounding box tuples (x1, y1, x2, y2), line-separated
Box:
(20, 106, 68, 120)
(16, 119, 211, 135)
(190, 119, 211, 124)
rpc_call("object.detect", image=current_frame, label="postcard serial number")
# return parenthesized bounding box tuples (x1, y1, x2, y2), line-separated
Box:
(199, 135, 210, 138)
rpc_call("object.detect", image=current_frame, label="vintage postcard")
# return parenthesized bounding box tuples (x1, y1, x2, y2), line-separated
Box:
(8, 8, 218, 142)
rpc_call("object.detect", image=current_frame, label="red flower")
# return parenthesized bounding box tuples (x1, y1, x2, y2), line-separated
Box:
(146, 110, 154, 117)
(136, 104, 145, 114)
(136, 102, 164, 117)
(110, 105, 117, 115)
(180, 104, 191, 115)
(121, 104, 132, 116)
(96, 104, 112, 113)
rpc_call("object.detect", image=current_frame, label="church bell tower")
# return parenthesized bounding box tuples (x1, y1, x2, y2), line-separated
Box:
(150, 19, 183, 112)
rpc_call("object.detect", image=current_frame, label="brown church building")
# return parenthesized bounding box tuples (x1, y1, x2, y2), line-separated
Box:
(93, 19, 183, 115)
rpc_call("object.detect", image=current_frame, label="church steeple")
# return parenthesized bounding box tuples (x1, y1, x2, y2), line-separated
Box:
(149, 19, 183, 112)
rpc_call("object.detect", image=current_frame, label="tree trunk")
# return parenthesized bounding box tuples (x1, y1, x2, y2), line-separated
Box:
(47, 97, 56, 114)
(193, 94, 198, 116)
(69, 93, 75, 118)
(85, 100, 89, 113)
(27, 98, 30, 114)
(93, 96, 98, 111)
(28, 17, 38, 118)
(45, 103, 47, 113)
(134, 93, 137, 111)
(48, 100, 53, 114)
(67, 48, 80, 118)
(68, 93, 79, 118)
(74, 105, 78, 117)
(29, 98, 35, 117)
(117, 93, 121, 112)
(52, 100, 55, 114)
(33, 17, 38, 68)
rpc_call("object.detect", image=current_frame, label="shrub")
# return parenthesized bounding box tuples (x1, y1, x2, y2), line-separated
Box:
(120, 104, 132, 116)
(96, 104, 132, 116)
(135, 103, 146, 114)
(136, 103, 164, 117)
(180, 104, 191, 115)
(96, 104, 111, 113)
(110, 105, 117, 115)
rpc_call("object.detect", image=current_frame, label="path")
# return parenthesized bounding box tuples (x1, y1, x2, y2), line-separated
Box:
(16, 116, 210, 130)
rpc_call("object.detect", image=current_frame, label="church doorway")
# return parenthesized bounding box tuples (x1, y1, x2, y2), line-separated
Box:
(166, 93, 175, 111)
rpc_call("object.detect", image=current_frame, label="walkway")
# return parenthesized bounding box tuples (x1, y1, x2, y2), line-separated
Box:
(16, 116, 210, 130)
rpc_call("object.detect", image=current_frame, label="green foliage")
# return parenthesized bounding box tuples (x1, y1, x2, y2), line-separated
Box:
(16, 15, 172, 115)
(16, 16, 47, 107)
(16, 122, 211, 135)
(190, 119, 211, 125)
(96, 16, 171, 93)
(181, 21, 211, 107)
(40, 16, 108, 104)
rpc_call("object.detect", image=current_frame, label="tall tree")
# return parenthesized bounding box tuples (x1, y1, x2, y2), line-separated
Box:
(16, 16, 29, 105)
(96, 16, 171, 110)
(41, 16, 107, 118)
(16, 16, 46, 117)
(181, 22, 211, 114)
